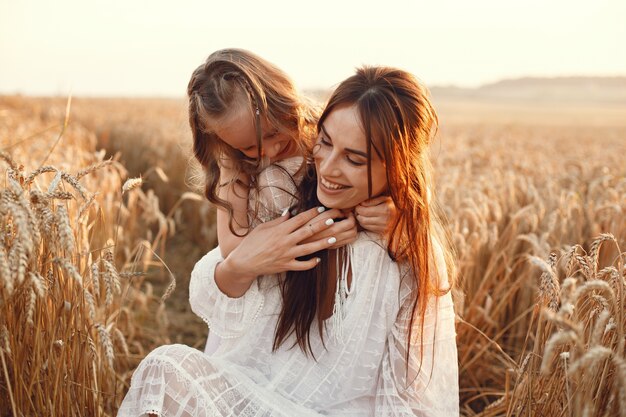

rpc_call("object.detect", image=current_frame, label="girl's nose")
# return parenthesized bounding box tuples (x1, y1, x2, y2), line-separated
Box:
(264, 142, 283, 159)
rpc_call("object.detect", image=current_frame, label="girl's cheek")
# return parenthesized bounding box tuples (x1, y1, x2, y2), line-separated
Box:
(312, 143, 326, 159)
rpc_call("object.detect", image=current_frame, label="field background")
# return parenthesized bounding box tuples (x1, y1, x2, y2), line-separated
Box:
(1, 77, 626, 416)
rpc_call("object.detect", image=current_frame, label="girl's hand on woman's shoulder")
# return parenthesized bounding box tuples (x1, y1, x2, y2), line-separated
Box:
(354, 196, 398, 237)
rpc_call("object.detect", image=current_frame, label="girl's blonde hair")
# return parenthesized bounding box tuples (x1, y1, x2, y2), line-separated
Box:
(187, 48, 318, 234)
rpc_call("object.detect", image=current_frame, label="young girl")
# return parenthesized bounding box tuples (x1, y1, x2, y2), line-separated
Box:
(118, 66, 458, 416)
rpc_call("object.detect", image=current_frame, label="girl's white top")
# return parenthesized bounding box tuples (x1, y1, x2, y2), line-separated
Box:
(118, 161, 459, 417)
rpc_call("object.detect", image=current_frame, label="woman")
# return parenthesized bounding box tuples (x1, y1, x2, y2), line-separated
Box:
(118, 66, 458, 416)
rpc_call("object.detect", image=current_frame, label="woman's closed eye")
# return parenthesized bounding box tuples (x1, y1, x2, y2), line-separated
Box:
(319, 135, 366, 167)
(346, 156, 366, 166)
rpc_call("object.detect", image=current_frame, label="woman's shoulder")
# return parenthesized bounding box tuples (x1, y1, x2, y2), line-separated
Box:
(350, 232, 400, 281)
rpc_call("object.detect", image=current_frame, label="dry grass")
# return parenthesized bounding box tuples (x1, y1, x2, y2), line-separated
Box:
(0, 96, 178, 416)
(432, 122, 626, 415)
(1, 95, 625, 416)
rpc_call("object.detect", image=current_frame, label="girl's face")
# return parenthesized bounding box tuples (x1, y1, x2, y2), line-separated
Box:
(212, 105, 297, 162)
(314, 104, 387, 210)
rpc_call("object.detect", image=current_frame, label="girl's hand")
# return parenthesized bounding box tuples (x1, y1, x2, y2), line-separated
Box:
(299, 210, 357, 249)
(216, 207, 344, 296)
(354, 196, 397, 237)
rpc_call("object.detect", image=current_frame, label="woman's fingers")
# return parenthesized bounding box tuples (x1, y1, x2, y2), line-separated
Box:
(292, 238, 336, 259)
(292, 212, 357, 256)
(281, 206, 327, 233)
(296, 211, 352, 242)
(287, 209, 343, 243)
(285, 258, 321, 271)
(328, 213, 358, 248)
(257, 208, 292, 228)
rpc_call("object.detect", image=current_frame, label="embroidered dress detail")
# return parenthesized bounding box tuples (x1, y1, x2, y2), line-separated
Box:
(331, 246, 352, 343)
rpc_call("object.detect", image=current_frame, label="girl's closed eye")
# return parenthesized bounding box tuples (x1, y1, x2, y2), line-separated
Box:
(319, 136, 332, 146)
(265, 129, 279, 140)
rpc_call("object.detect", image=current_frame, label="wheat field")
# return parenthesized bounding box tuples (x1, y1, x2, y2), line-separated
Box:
(1, 94, 625, 416)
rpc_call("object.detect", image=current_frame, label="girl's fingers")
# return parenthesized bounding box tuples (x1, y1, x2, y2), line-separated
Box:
(358, 195, 390, 207)
(356, 216, 387, 229)
(355, 203, 388, 218)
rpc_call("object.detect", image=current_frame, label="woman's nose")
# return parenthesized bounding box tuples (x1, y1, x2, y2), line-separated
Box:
(317, 151, 340, 176)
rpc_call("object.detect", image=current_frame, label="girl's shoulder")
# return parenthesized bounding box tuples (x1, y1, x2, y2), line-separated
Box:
(257, 157, 304, 185)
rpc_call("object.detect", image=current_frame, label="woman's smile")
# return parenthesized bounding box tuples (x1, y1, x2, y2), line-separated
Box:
(319, 177, 350, 192)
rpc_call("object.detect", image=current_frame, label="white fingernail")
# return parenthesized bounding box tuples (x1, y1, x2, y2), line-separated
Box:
(325, 218, 334, 226)
(327, 237, 337, 244)
(316, 257, 321, 263)
(281, 208, 289, 217)
(317, 206, 326, 213)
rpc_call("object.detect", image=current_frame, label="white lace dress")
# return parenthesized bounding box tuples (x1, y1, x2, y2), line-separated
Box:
(117, 162, 459, 417)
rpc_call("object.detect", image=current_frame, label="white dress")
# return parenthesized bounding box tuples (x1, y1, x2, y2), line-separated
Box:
(117, 162, 459, 417)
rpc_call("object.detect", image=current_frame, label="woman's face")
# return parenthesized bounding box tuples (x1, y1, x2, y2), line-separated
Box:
(212, 105, 297, 161)
(314, 104, 387, 210)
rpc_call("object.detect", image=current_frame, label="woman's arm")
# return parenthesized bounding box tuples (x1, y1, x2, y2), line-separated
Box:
(376, 242, 459, 416)
(214, 206, 345, 297)
(189, 246, 264, 339)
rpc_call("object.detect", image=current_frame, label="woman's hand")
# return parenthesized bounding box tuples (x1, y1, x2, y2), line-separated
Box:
(215, 207, 343, 297)
(354, 196, 397, 237)
(299, 210, 358, 249)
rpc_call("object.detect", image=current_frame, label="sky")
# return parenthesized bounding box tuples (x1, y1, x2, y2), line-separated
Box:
(1, 0, 625, 97)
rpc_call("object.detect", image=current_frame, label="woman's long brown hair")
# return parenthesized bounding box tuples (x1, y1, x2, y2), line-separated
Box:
(273, 67, 456, 374)
(187, 48, 318, 235)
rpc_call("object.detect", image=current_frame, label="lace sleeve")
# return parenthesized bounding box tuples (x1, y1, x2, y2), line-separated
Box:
(249, 158, 302, 225)
(188, 247, 265, 339)
(376, 245, 459, 416)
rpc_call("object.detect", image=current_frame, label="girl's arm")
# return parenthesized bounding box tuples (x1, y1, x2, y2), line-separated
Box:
(216, 165, 249, 258)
